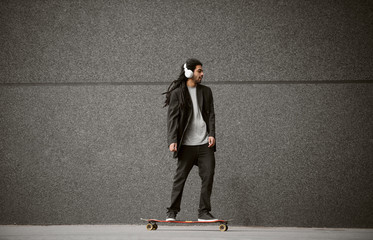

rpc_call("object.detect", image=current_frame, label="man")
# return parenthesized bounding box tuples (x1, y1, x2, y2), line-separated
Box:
(163, 58, 218, 222)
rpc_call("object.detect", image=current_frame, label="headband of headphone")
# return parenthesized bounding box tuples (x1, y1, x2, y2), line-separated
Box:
(184, 63, 194, 78)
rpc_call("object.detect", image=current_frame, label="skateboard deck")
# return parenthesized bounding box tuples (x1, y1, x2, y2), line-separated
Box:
(141, 218, 230, 231)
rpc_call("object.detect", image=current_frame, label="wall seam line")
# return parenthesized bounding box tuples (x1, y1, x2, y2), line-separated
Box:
(0, 80, 372, 87)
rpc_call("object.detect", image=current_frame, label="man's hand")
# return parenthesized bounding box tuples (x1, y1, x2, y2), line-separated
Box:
(208, 137, 215, 148)
(169, 143, 177, 152)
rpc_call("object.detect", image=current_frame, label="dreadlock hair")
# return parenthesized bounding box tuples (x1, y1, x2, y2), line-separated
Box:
(163, 58, 203, 108)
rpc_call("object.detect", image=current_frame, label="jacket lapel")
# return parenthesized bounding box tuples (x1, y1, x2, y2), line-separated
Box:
(197, 84, 203, 111)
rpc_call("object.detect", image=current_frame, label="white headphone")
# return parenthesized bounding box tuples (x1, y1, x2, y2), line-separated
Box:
(184, 63, 194, 78)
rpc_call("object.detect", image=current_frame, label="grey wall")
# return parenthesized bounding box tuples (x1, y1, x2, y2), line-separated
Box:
(1, 0, 372, 227)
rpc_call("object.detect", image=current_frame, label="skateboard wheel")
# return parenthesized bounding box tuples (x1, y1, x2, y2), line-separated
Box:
(153, 224, 158, 230)
(219, 224, 228, 232)
(146, 223, 154, 231)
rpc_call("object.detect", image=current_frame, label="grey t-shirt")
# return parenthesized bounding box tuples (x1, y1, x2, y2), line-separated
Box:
(182, 86, 209, 146)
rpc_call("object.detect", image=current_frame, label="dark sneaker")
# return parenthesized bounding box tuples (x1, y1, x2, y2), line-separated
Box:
(166, 211, 177, 221)
(198, 212, 218, 222)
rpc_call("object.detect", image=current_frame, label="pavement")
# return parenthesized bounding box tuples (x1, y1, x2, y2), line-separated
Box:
(0, 225, 372, 240)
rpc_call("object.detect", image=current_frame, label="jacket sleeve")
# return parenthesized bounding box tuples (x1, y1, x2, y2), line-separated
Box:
(208, 88, 216, 138)
(167, 90, 179, 146)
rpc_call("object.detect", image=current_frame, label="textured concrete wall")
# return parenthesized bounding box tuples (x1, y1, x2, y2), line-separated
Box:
(1, 0, 372, 227)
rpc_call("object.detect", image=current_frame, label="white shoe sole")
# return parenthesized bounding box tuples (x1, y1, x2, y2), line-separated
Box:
(198, 219, 218, 222)
(166, 218, 176, 221)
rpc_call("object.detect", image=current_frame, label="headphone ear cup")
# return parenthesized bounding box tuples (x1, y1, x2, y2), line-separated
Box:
(184, 69, 193, 78)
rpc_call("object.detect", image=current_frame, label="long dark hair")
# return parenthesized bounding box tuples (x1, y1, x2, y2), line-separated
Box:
(163, 58, 202, 108)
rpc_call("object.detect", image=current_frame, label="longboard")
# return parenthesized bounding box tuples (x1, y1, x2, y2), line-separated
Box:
(141, 218, 230, 231)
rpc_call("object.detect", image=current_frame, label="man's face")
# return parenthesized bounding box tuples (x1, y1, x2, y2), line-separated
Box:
(192, 65, 204, 84)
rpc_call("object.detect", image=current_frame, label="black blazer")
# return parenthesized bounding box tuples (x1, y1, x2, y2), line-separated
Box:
(167, 84, 216, 158)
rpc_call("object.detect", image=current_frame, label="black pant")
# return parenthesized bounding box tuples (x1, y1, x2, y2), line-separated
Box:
(168, 143, 215, 214)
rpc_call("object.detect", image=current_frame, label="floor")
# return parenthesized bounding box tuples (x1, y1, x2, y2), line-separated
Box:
(0, 225, 372, 240)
